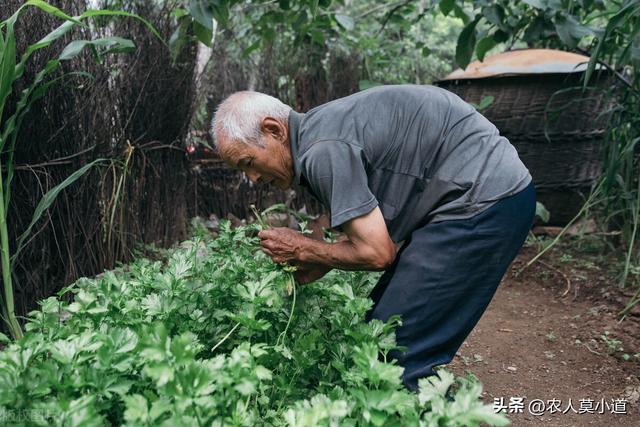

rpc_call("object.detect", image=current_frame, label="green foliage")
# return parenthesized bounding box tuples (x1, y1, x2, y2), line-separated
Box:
(349, 4, 464, 85)
(456, 17, 480, 70)
(535, 202, 551, 224)
(173, 0, 342, 58)
(182, 0, 466, 102)
(469, 94, 494, 111)
(11, 160, 105, 264)
(0, 222, 509, 426)
(450, 0, 609, 68)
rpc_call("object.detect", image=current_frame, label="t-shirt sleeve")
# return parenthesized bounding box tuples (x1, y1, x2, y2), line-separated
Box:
(300, 141, 378, 228)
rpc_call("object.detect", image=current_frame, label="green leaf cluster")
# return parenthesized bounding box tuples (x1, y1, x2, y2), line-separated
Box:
(451, 0, 612, 68)
(171, 0, 341, 61)
(0, 221, 509, 426)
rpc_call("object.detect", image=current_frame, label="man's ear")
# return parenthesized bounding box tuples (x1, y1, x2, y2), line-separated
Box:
(261, 117, 286, 142)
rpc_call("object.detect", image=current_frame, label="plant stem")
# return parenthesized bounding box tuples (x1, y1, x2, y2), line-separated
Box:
(250, 204, 266, 229)
(107, 143, 134, 252)
(0, 160, 22, 339)
(620, 169, 640, 287)
(620, 289, 640, 317)
(276, 274, 296, 348)
(517, 182, 602, 276)
(211, 322, 240, 353)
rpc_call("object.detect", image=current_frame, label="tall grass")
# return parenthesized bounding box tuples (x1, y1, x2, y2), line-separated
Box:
(600, 85, 640, 315)
(585, 2, 640, 312)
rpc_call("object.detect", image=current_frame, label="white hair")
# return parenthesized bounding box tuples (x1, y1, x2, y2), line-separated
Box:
(211, 91, 292, 148)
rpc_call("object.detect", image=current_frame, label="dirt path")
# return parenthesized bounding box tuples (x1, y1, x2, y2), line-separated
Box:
(448, 245, 640, 426)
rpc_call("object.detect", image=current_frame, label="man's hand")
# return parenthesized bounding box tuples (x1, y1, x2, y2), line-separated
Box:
(258, 227, 332, 284)
(258, 207, 396, 273)
(258, 227, 305, 264)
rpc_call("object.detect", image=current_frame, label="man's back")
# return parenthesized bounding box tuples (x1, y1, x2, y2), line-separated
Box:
(291, 84, 531, 242)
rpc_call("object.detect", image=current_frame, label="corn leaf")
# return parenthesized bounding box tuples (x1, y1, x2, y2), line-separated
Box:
(79, 10, 165, 45)
(0, 14, 17, 122)
(23, 21, 76, 59)
(11, 159, 105, 265)
(2, 63, 67, 211)
(20, 8, 164, 75)
(59, 37, 136, 61)
(23, 0, 83, 25)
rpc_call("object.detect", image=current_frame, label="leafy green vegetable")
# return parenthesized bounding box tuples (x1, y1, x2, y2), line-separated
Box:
(0, 221, 508, 426)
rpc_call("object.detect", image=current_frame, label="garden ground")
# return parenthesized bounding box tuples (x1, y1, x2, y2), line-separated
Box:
(448, 239, 640, 426)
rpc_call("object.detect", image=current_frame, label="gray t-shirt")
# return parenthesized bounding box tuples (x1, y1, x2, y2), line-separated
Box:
(288, 84, 532, 243)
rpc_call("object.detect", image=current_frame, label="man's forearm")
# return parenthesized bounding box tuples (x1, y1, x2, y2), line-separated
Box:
(297, 236, 393, 271)
(258, 209, 396, 272)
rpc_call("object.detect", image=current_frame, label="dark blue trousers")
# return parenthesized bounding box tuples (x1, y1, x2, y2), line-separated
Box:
(366, 182, 536, 390)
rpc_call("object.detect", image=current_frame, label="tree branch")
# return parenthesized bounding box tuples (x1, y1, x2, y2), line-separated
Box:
(376, 0, 415, 37)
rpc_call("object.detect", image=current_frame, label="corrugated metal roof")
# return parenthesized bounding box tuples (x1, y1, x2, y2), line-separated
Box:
(439, 49, 598, 81)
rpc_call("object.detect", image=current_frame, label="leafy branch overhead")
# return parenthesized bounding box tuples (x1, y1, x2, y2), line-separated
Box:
(172, 0, 354, 58)
(174, 0, 637, 84)
(445, 0, 616, 69)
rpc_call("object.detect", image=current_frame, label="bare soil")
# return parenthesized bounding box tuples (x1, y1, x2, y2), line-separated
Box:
(448, 242, 640, 426)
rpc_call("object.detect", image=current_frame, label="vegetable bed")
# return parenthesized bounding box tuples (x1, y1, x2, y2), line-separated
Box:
(0, 221, 509, 426)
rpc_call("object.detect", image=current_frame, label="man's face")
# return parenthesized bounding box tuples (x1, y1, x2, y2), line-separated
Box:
(218, 118, 294, 190)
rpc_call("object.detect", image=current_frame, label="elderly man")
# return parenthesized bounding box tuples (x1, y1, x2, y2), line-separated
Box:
(212, 85, 535, 390)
